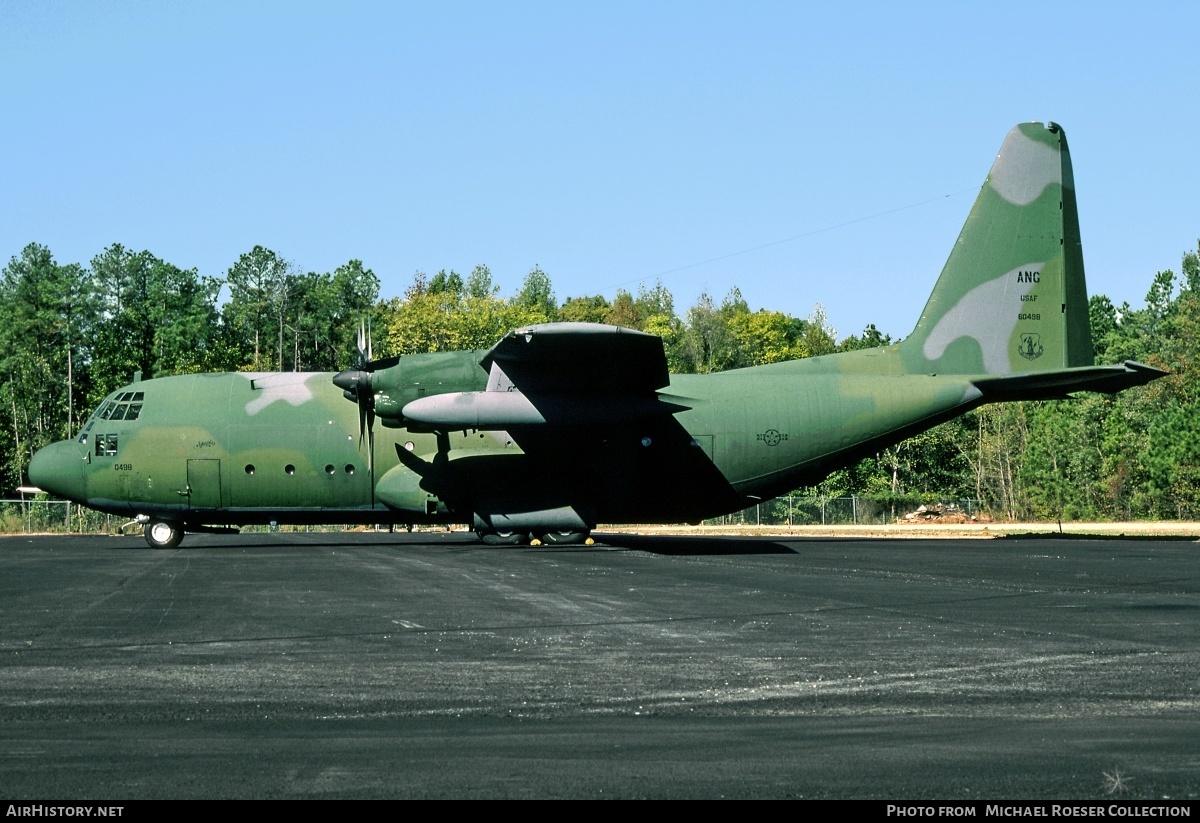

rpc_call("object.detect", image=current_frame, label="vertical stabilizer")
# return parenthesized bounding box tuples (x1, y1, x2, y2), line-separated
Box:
(900, 122, 1093, 376)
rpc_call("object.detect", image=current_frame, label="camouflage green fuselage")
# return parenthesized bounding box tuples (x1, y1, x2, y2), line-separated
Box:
(61, 343, 977, 528)
(35, 122, 1163, 534)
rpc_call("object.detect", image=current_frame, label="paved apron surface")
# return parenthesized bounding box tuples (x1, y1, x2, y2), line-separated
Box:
(2, 532, 1197, 799)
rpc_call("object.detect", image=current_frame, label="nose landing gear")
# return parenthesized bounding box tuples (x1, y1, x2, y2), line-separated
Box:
(143, 519, 184, 549)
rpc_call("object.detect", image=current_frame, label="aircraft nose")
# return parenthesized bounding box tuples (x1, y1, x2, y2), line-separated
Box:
(28, 440, 88, 502)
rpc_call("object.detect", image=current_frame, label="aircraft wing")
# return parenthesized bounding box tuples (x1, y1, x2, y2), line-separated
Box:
(401, 323, 682, 429)
(480, 322, 669, 395)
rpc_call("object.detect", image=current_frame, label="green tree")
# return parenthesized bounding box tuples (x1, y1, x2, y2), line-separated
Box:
(0, 244, 94, 486)
(727, 309, 805, 366)
(224, 246, 292, 370)
(465, 264, 498, 299)
(429, 269, 464, 296)
(799, 303, 837, 358)
(677, 289, 750, 373)
(89, 244, 223, 398)
(838, 323, 892, 352)
(514, 264, 556, 321)
(281, 260, 380, 371)
(559, 295, 611, 324)
(634, 281, 675, 319)
(605, 290, 641, 329)
(382, 268, 550, 356)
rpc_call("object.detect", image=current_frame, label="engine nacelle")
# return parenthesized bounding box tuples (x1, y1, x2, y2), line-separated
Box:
(369, 350, 487, 422)
(374, 462, 447, 515)
(473, 507, 591, 533)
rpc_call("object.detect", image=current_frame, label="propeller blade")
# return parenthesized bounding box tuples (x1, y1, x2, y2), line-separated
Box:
(353, 321, 368, 370)
(367, 405, 375, 476)
(337, 316, 382, 475)
(358, 396, 368, 446)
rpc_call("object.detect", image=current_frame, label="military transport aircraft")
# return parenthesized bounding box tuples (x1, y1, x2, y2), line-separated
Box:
(29, 122, 1165, 548)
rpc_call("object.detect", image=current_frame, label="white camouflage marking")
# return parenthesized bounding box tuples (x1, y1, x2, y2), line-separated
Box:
(922, 263, 1042, 373)
(988, 129, 1061, 206)
(240, 372, 318, 415)
(485, 362, 516, 393)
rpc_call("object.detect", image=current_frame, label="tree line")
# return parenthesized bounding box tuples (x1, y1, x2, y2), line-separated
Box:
(3, 239, 1196, 520)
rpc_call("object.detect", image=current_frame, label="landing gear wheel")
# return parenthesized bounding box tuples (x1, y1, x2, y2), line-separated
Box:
(476, 529, 529, 546)
(539, 530, 591, 546)
(144, 520, 184, 549)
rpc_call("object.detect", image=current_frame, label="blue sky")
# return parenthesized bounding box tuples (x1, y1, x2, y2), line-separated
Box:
(3, 1, 1198, 342)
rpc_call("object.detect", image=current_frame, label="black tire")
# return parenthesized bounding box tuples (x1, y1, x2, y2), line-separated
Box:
(476, 529, 529, 546)
(144, 521, 184, 549)
(539, 530, 590, 546)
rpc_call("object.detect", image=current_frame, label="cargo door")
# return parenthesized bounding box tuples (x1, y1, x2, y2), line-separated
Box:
(187, 459, 223, 509)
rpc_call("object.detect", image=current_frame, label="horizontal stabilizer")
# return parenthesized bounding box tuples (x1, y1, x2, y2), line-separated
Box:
(973, 361, 1167, 401)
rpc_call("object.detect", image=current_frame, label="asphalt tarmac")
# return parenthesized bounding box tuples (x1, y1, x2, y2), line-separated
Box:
(2, 531, 1198, 799)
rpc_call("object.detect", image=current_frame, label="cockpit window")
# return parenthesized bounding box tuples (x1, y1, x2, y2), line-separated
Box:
(95, 434, 118, 457)
(85, 391, 145, 449)
(93, 394, 145, 423)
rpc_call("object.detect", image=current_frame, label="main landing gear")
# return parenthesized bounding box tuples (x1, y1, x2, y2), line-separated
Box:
(539, 530, 591, 546)
(474, 528, 592, 546)
(475, 528, 528, 546)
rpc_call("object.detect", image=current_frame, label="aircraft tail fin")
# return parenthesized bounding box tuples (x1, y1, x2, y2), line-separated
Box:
(899, 122, 1093, 376)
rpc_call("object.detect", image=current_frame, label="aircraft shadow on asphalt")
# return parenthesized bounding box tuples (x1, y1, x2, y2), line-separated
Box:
(98, 530, 1198, 557)
(592, 533, 799, 556)
(152, 532, 483, 552)
(100, 531, 804, 556)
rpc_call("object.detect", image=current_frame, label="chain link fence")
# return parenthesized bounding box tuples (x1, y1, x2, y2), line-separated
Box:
(3, 495, 987, 535)
(706, 495, 985, 527)
(0, 499, 120, 534)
